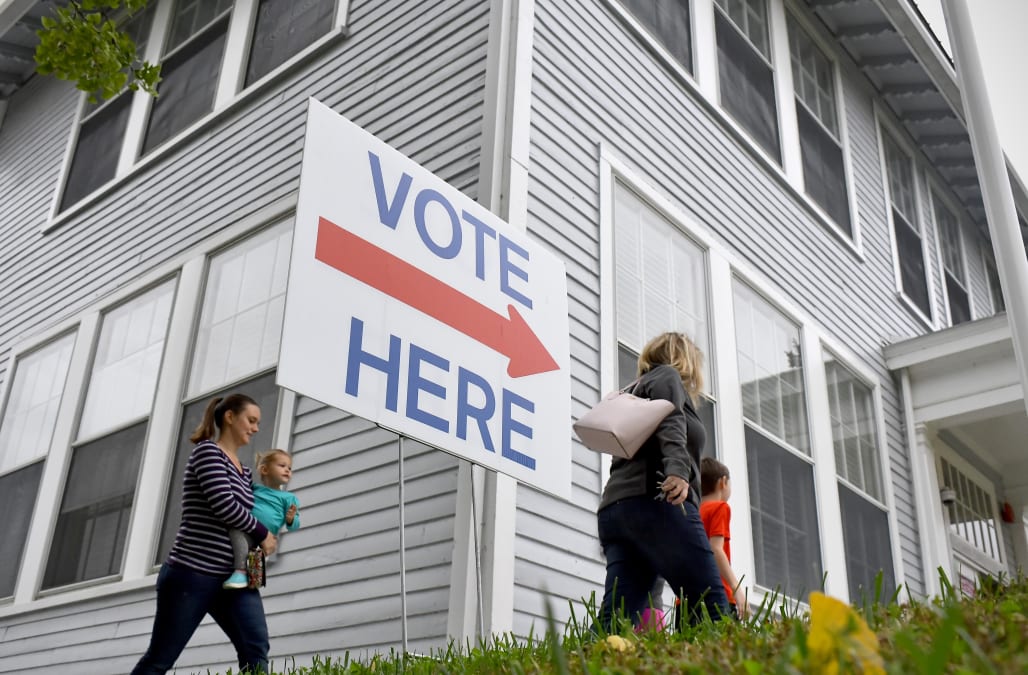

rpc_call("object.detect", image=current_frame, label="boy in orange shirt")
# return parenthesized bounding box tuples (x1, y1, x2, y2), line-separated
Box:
(699, 457, 748, 619)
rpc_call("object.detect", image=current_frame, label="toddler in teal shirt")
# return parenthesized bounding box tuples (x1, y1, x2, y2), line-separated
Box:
(224, 449, 300, 589)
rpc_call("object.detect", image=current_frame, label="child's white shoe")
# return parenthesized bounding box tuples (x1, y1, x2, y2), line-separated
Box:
(223, 571, 248, 589)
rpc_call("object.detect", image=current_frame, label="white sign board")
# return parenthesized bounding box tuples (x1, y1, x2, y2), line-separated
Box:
(279, 99, 572, 499)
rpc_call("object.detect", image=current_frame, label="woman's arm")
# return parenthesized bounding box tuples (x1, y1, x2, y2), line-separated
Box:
(644, 365, 695, 484)
(192, 443, 269, 541)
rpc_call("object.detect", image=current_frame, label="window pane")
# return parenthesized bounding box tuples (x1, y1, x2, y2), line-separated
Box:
(882, 134, 916, 222)
(189, 222, 293, 396)
(167, 0, 234, 52)
(61, 95, 134, 209)
(156, 371, 281, 564)
(43, 422, 147, 588)
(143, 18, 230, 154)
(0, 461, 44, 598)
(0, 334, 76, 473)
(839, 483, 895, 603)
(613, 183, 712, 385)
(618, 0, 693, 73)
(895, 216, 931, 316)
(934, 200, 964, 277)
(787, 15, 837, 136)
(246, 0, 336, 85)
(734, 282, 809, 455)
(716, 0, 770, 59)
(796, 101, 850, 234)
(746, 425, 822, 597)
(715, 11, 780, 163)
(824, 357, 882, 500)
(946, 274, 971, 325)
(79, 282, 175, 439)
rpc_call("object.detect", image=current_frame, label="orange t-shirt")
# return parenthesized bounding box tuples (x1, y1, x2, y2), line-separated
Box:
(699, 499, 734, 605)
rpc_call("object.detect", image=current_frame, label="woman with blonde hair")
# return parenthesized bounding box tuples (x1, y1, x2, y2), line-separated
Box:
(596, 332, 729, 630)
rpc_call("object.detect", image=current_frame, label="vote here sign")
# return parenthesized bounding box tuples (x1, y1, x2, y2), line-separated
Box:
(278, 99, 572, 499)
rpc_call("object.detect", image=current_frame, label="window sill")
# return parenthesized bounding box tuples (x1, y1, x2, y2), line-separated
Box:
(43, 25, 351, 235)
(0, 573, 155, 619)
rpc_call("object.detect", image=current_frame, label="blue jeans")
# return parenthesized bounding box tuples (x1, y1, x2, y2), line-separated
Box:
(131, 562, 269, 674)
(597, 497, 729, 630)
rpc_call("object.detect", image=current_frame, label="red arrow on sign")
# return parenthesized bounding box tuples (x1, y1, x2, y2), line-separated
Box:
(314, 216, 559, 378)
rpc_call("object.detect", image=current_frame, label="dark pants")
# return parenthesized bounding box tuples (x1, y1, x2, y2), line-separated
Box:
(131, 562, 269, 674)
(597, 497, 729, 631)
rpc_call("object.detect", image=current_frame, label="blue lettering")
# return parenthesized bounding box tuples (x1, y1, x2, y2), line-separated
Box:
(345, 317, 401, 412)
(406, 345, 450, 432)
(462, 210, 497, 281)
(501, 389, 535, 470)
(456, 367, 495, 452)
(369, 151, 412, 230)
(498, 235, 532, 309)
(414, 189, 462, 259)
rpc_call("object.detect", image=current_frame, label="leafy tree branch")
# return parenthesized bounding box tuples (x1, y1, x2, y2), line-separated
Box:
(34, 0, 160, 103)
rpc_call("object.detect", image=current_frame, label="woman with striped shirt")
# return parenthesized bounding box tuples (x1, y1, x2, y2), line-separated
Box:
(132, 394, 278, 674)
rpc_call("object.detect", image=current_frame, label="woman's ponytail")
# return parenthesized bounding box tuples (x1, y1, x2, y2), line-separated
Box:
(189, 397, 223, 443)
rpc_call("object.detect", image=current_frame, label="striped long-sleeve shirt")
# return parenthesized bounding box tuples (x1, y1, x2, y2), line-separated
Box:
(167, 440, 270, 575)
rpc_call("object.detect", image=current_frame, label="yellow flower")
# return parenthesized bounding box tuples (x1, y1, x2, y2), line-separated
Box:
(604, 635, 635, 652)
(807, 592, 884, 675)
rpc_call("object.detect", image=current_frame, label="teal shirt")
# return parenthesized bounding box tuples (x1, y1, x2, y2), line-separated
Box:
(252, 483, 300, 533)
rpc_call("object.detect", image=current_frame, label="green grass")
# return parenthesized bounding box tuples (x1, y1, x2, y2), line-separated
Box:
(240, 570, 1027, 674)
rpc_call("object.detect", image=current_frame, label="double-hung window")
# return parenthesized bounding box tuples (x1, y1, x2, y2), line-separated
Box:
(881, 132, 931, 319)
(613, 182, 717, 455)
(43, 282, 176, 589)
(618, 0, 693, 74)
(60, 5, 157, 210)
(933, 196, 971, 325)
(0, 335, 76, 597)
(60, 0, 342, 211)
(714, 0, 781, 163)
(733, 281, 821, 597)
(156, 220, 293, 564)
(143, 0, 235, 154)
(824, 355, 894, 602)
(787, 15, 851, 234)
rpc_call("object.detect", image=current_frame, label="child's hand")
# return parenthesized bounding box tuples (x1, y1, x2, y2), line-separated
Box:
(285, 502, 298, 526)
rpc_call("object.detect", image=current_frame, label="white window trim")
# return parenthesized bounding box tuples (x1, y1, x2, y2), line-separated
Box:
(875, 108, 936, 328)
(784, 2, 861, 249)
(45, 0, 351, 233)
(928, 180, 975, 325)
(599, 145, 896, 605)
(0, 194, 296, 617)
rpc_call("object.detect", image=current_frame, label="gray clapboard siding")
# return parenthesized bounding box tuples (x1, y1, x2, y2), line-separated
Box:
(277, 395, 460, 658)
(0, 0, 489, 669)
(0, 0, 489, 391)
(513, 0, 934, 632)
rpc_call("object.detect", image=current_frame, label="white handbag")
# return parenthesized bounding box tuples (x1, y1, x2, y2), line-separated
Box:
(573, 380, 675, 459)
